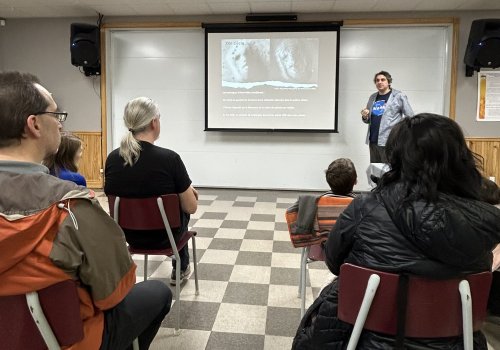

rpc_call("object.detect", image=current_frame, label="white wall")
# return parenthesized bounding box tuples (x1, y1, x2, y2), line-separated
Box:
(1, 11, 499, 189)
(107, 25, 451, 191)
(0, 18, 101, 131)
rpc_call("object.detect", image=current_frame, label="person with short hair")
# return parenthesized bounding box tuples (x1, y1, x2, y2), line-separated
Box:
(325, 158, 357, 196)
(0, 71, 172, 349)
(293, 113, 500, 350)
(360, 70, 414, 163)
(104, 96, 198, 285)
(44, 132, 87, 186)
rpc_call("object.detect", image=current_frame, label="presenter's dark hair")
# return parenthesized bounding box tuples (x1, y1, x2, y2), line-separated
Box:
(0, 71, 47, 147)
(377, 113, 483, 202)
(373, 70, 392, 87)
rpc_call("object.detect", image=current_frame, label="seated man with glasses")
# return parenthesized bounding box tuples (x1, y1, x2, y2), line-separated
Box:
(0, 71, 172, 350)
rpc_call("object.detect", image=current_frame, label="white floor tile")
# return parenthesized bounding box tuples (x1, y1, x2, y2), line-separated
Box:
(240, 239, 274, 253)
(229, 265, 272, 284)
(150, 328, 210, 350)
(179, 279, 228, 303)
(212, 303, 267, 335)
(214, 228, 247, 239)
(199, 249, 239, 265)
(264, 335, 294, 350)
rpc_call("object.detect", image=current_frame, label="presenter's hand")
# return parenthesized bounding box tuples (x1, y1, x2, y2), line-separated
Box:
(361, 108, 369, 121)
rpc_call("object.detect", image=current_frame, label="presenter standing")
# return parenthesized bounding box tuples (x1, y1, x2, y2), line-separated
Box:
(361, 71, 414, 163)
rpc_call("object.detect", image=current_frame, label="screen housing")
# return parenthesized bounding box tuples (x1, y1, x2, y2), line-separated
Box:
(204, 22, 341, 133)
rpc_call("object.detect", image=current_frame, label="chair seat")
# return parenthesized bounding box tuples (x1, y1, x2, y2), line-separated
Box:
(307, 244, 325, 262)
(128, 230, 196, 255)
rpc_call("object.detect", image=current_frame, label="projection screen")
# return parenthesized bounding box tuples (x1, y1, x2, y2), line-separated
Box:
(204, 22, 341, 132)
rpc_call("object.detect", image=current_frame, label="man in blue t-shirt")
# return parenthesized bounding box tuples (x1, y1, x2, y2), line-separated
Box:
(360, 71, 414, 163)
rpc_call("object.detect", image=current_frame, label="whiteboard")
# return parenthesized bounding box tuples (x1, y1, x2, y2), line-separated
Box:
(106, 25, 452, 191)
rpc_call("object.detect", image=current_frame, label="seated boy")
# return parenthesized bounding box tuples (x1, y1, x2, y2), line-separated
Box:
(287, 158, 357, 247)
(325, 158, 357, 198)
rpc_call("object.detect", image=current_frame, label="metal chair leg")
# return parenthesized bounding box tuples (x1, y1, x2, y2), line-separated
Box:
(143, 254, 148, 281)
(300, 246, 310, 318)
(175, 257, 181, 332)
(298, 247, 306, 298)
(192, 237, 199, 295)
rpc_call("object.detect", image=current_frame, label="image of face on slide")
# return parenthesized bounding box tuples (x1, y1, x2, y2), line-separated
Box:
(222, 39, 270, 83)
(273, 38, 319, 84)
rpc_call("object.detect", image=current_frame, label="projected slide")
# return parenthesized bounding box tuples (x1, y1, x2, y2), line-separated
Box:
(205, 23, 340, 132)
(222, 38, 319, 87)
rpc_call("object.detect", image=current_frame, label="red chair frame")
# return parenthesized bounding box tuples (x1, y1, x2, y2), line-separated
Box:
(338, 263, 492, 350)
(0, 280, 83, 350)
(108, 194, 199, 332)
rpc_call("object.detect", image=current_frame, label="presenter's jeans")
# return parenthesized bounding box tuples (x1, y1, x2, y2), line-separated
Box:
(369, 143, 387, 163)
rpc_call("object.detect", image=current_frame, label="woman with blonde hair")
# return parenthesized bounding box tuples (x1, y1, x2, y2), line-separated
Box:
(105, 97, 198, 285)
(45, 132, 86, 186)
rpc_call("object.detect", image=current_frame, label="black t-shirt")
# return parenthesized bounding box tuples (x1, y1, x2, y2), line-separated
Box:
(369, 91, 391, 144)
(104, 141, 192, 248)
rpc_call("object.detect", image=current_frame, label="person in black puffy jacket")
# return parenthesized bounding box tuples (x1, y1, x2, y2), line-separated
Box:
(293, 113, 500, 350)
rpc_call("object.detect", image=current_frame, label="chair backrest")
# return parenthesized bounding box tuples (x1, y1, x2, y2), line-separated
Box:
(286, 195, 352, 248)
(338, 263, 492, 338)
(314, 196, 353, 234)
(0, 279, 84, 349)
(108, 194, 181, 230)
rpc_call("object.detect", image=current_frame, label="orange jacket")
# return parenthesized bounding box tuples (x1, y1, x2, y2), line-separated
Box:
(0, 163, 136, 349)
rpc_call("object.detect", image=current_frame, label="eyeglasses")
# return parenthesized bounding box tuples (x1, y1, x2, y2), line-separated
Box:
(33, 111, 68, 123)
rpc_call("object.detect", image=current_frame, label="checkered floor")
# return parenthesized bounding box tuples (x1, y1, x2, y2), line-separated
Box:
(96, 188, 333, 350)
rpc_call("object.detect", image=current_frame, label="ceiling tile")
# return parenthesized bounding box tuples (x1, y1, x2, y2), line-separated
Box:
(373, 0, 417, 12)
(168, 2, 213, 15)
(292, 1, 334, 13)
(250, 1, 292, 13)
(332, 0, 377, 12)
(90, 4, 138, 16)
(0, 0, 499, 19)
(129, 3, 175, 16)
(414, 0, 466, 11)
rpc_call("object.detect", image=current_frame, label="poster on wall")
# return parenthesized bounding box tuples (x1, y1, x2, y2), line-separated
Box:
(477, 70, 500, 121)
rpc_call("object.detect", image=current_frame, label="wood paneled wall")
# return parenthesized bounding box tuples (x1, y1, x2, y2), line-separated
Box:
(72, 131, 103, 189)
(465, 138, 500, 183)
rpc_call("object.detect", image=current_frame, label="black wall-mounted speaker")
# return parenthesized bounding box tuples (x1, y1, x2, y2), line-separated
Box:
(70, 23, 100, 75)
(464, 19, 500, 77)
(246, 13, 297, 22)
